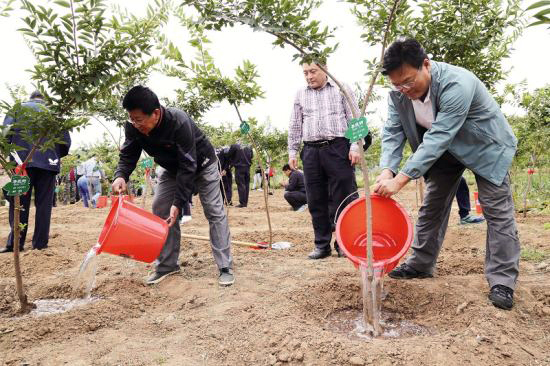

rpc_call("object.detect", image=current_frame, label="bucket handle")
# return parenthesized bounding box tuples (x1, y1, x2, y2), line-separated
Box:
(333, 190, 360, 225)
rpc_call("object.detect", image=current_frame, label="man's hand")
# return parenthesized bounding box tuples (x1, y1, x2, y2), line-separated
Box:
(375, 169, 394, 184)
(289, 157, 298, 170)
(221, 170, 226, 177)
(373, 173, 410, 198)
(281, 181, 288, 188)
(166, 205, 180, 227)
(111, 177, 127, 194)
(348, 150, 361, 165)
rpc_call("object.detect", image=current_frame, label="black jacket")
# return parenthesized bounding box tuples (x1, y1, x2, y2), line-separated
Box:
(217, 147, 232, 174)
(114, 107, 216, 209)
(3, 99, 71, 173)
(228, 144, 253, 168)
(286, 170, 306, 193)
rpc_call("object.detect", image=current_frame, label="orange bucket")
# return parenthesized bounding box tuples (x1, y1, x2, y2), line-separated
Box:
(96, 196, 168, 263)
(96, 196, 108, 208)
(336, 195, 413, 275)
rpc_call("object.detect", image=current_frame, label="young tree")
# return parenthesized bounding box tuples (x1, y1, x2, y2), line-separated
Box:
(0, 0, 164, 313)
(352, 0, 524, 91)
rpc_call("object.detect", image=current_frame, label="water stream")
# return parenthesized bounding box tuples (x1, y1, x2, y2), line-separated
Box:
(72, 245, 99, 299)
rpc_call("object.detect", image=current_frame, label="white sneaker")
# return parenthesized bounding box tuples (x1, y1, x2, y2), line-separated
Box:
(297, 204, 308, 212)
(180, 215, 192, 224)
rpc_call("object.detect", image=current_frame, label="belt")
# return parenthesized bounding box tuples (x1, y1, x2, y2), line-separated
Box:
(303, 137, 345, 148)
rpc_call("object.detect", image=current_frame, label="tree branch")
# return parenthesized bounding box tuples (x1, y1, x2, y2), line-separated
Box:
(92, 116, 121, 149)
(360, 0, 400, 117)
(69, 0, 80, 68)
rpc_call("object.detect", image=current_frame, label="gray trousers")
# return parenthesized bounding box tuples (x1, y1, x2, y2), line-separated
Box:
(153, 163, 233, 273)
(406, 164, 520, 290)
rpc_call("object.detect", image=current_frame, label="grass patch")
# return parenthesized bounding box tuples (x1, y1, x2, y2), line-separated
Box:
(521, 247, 550, 262)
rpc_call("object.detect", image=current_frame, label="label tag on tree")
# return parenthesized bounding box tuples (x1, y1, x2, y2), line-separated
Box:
(240, 121, 250, 134)
(345, 117, 369, 142)
(3, 175, 31, 196)
(141, 158, 153, 168)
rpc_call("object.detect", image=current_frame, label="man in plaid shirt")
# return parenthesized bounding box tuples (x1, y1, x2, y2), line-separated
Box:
(288, 62, 362, 259)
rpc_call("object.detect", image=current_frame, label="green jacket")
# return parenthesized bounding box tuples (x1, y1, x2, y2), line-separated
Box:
(380, 61, 517, 186)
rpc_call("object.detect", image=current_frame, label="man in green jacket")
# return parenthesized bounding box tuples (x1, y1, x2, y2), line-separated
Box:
(373, 38, 520, 310)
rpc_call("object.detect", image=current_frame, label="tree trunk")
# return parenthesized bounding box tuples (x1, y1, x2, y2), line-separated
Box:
(233, 104, 273, 246)
(523, 171, 532, 218)
(13, 195, 33, 313)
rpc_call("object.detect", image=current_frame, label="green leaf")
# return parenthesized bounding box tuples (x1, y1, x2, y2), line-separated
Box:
(53, 0, 71, 8)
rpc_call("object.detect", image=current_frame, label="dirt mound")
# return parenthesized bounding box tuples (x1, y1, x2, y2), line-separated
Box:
(1, 186, 549, 365)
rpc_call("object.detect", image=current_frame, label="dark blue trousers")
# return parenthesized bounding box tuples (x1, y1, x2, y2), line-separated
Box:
(5, 168, 56, 250)
(221, 171, 233, 204)
(455, 176, 471, 219)
(301, 138, 358, 251)
(235, 167, 250, 207)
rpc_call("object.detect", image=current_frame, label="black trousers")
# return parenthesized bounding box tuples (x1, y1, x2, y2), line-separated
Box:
(221, 171, 233, 204)
(284, 191, 307, 210)
(455, 176, 471, 219)
(5, 168, 57, 250)
(235, 167, 250, 206)
(302, 138, 358, 251)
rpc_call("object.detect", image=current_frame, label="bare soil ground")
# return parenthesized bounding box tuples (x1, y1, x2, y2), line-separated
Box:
(1, 185, 549, 365)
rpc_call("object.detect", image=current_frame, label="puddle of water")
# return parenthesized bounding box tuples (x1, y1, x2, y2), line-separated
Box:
(31, 297, 100, 317)
(72, 245, 99, 299)
(327, 309, 432, 340)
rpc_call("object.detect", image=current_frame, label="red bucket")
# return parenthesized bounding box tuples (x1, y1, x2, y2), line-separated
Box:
(336, 195, 413, 275)
(96, 196, 168, 263)
(96, 196, 108, 208)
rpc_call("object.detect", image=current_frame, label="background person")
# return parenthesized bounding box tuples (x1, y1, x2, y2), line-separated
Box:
(288, 61, 366, 259)
(456, 176, 485, 225)
(282, 164, 307, 212)
(77, 175, 90, 208)
(229, 143, 253, 208)
(1, 90, 71, 253)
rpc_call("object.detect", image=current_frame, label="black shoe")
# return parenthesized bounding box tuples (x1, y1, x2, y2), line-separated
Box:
(235, 204, 246, 208)
(334, 242, 345, 258)
(0, 247, 23, 253)
(489, 285, 514, 310)
(388, 263, 433, 279)
(308, 248, 331, 260)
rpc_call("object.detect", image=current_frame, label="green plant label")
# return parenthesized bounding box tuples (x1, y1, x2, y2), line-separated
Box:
(3, 175, 30, 196)
(345, 117, 369, 143)
(240, 121, 250, 135)
(141, 158, 153, 168)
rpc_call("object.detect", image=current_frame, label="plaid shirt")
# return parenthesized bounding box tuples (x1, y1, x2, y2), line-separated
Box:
(288, 80, 360, 158)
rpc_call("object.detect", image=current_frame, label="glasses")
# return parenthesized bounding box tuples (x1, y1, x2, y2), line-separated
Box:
(390, 66, 422, 92)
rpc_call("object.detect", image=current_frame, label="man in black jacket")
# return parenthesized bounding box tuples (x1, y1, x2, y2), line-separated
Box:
(217, 147, 233, 205)
(111, 86, 234, 286)
(228, 143, 253, 208)
(1, 91, 71, 253)
(282, 164, 307, 211)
